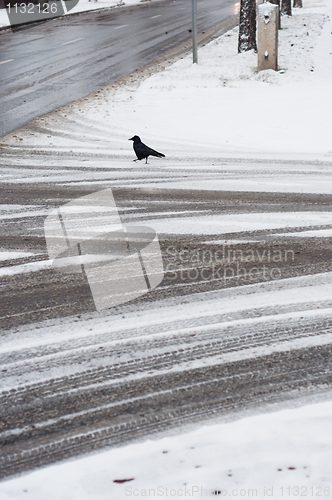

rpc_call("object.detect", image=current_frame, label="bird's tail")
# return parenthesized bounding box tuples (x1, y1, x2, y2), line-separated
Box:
(151, 150, 165, 158)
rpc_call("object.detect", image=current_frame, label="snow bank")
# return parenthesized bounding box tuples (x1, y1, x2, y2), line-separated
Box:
(1, 400, 332, 499)
(75, 0, 331, 156)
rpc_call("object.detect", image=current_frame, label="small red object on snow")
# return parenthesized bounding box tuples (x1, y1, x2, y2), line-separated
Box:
(113, 478, 135, 484)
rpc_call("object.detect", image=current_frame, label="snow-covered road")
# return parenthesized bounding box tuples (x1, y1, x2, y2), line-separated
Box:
(1, 149, 332, 481)
(0, 0, 332, 493)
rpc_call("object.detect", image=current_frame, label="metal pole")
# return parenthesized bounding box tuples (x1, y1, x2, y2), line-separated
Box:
(192, 0, 198, 63)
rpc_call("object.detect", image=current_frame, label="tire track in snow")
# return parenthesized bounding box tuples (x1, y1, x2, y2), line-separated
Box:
(1, 285, 332, 479)
(1, 343, 331, 480)
(1, 133, 332, 478)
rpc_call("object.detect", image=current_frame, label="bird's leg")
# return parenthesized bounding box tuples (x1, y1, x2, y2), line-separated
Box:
(145, 157, 148, 164)
(133, 159, 138, 162)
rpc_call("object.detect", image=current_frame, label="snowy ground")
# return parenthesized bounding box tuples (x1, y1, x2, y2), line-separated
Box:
(4, 0, 331, 162)
(1, 270, 332, 499)
(1, 400, 332, 500)
(74, 0, 331, 160)
(1, 0, 332, 497)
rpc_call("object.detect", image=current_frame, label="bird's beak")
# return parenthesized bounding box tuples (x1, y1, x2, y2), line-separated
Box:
(129, 137, 134, 141)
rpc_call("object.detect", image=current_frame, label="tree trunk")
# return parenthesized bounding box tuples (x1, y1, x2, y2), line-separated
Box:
(282, 0, 292, 15)
(293, 0, 302, 7)
(268, 0, 281, 28)
(238, 0, 257, 53)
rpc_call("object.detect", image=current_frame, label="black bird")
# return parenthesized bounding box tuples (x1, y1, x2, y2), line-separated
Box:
(129, 135, 165, 164)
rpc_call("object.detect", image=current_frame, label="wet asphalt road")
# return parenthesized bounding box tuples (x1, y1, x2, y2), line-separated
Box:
(0, 0, 239, 137)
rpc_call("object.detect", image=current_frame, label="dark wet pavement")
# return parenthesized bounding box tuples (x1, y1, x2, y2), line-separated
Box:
(0, 0, 239, 136)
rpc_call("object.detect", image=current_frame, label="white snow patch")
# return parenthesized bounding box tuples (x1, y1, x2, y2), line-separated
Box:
(0, 260, 52, 277)
(1, 400, 332, 499)
(0, 251, 35, 261)
(60, 0, 331, 157)
(145, 212, 332, 235)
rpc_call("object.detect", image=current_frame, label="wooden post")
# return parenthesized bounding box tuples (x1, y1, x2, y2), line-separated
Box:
(257, 2, 278, 72)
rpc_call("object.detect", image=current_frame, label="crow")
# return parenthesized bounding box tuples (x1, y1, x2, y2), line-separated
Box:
(129, 135, 165, 164)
